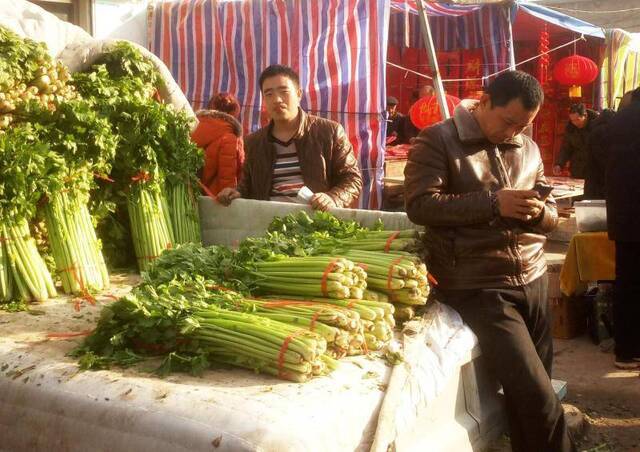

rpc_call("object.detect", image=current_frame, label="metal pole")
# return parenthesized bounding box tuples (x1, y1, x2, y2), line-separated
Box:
(507, 5, 516, 70)
(414, 0, 449, 119)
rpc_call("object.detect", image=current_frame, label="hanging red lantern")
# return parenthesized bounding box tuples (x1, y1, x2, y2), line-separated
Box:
(409, 94, 461, 129)
(552, 55, 599, 98)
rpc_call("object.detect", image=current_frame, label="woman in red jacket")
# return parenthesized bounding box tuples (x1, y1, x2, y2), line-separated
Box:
(191, 93, 245, 195)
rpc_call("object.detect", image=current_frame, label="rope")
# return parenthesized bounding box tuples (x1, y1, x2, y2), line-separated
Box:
(386, 35, 587, 83)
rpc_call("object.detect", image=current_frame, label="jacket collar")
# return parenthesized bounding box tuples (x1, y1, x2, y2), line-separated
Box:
(266, 107, 308, 141)
(195, 109, 242, 136)
(453, 99, 524, 148)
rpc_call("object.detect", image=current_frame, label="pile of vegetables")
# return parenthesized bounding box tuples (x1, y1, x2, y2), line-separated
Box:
(1, 28, 204, 306)
(72, 43, 202, 270)
(0, 125, 60, 302)
(0, 27, 114, 302)
(74, 211, 427, 381)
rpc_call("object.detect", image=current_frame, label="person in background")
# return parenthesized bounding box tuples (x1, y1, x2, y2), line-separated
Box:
(553, 103, 598, 179)
(385, 96, 406, 145)
(587, 91, 640, 200)
(191, 93, 245, 196)
(418, 84, 435, 99)
(405, 71, 574, 452)
(584, 107, 615, 199)
(605, 87, 640, 369)
(217, 65, 362, 210)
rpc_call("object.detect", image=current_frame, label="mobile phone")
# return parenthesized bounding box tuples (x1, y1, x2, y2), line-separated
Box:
(534, 183, 554, 200)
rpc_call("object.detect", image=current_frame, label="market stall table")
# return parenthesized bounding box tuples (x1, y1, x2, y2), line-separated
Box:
(0, 276, 499, 452)
(560, 232, 615, 297)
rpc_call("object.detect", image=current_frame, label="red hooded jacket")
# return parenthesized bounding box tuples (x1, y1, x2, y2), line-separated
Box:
(191, 110, 245, 196)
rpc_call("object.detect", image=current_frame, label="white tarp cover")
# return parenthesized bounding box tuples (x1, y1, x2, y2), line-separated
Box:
(0, 5, 491, 449)
(0, 274, 479, 452)
(199, 198, 417, 247)
(0, 0, 195, 119)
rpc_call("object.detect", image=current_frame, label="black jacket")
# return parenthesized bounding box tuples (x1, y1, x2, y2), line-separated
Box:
(606, 102, 640, 242)
(555, 109, 598, 179)
(584, 109, 615, 199)
(386, 112, 407, 145)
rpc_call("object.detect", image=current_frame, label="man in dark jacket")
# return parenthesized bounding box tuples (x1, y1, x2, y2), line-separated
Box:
(605, 87, 640, 369)
(217, 65, 362, 210)
(385, 96, 406, 145)
(553, 103, 598, 179)
(405, 71, 574, 452)
(584, 108, 615, 199)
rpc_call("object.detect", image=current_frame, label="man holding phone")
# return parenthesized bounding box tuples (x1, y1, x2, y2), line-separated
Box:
(405, 71, 574, 451)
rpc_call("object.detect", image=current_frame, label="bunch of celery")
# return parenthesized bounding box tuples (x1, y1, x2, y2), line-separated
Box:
(316, 229, 420, 253)
(252, 256, 367, 299)
(187, 307, 333, 383)
(74, 277, 336, 383)
(0, 125, 61, 303)
(336, 250, 430, 306)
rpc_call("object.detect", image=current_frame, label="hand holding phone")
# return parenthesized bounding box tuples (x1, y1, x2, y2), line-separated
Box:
(534, 183, 554, 201)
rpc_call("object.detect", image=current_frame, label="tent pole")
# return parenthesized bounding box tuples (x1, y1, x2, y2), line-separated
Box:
(508, 5, 516, 70)
(414, 0, 449, 119)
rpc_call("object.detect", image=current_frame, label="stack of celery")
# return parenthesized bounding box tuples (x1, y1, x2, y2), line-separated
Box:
(74, 277, 338, 382)
(337, 250, 429, 306)
(316, 229, 420, 253)
(187, 306, 333, 383)
(0, 126, 61, 303)
(252, 256, 367, 299)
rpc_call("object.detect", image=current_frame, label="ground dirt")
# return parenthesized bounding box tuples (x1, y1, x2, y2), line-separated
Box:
(490, 335, 640, 451)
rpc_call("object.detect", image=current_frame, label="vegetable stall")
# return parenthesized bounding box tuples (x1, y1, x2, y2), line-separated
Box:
(0, 2, 508, 451)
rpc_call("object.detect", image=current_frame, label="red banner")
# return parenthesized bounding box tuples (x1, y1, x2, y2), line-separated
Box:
(534, 103, 557, 174)
(461, 49, 483, 98)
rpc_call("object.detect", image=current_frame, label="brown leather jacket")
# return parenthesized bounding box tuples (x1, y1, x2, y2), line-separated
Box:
(404, 101, 558, 290)
(237, 109, 362, 207)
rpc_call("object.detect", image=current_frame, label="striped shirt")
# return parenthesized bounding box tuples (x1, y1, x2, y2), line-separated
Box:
(270, 138, 305, 202)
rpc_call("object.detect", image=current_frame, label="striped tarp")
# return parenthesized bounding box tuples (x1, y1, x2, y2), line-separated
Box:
(149, 0, 389, 209)
(600, 29, 640, 110)
(388, 3, 511, 78)
(390, 0, 481, 17)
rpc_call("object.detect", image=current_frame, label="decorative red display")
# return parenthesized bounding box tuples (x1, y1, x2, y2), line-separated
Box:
(408, 94, 461, 129)
(552, 55, 599, 86)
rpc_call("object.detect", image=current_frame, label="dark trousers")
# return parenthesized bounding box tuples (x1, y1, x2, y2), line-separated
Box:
(440, 275, 575, 452)
(614, 241, 640, 360)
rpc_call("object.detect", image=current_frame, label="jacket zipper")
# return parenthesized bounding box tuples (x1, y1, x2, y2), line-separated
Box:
(492, 147, 525, 284)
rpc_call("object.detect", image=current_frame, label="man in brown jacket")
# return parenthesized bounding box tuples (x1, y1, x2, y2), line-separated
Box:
(405, 71, 575, 452)
(217, 65, 362, 210)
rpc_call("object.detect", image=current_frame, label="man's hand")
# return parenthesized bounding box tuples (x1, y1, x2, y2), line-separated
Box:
(310, 192, 336, 211)
(552, 165, 562, 176)
(495, 189, 545, 222)
(217, 187, 241, 206)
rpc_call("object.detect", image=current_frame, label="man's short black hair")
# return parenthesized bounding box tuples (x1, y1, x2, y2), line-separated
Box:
(569, 103, 587, 116)
(259, 65, 300, 91)
(485, 70, 543, 111)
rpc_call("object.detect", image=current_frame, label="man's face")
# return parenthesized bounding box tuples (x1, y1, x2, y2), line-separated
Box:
(419, 86, 434, 98)
(261, 75, 302, 122)
(387, 104, 397, 114)
(569, 112, 587, 129)
(477, 95, 539, 144)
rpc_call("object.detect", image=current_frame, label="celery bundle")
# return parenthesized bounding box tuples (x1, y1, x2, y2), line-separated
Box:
(74, 278, 338, 383)
(261, 295, 396, 355)
(187, 307, 332, 383)
(316, 229, 420, 253)
(252, 256, 367, 299)
(336, 250, 430, 306)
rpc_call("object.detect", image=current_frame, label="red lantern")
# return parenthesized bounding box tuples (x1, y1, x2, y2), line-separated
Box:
(409, 94, 461, 129)
(552, 55, 599, 98)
